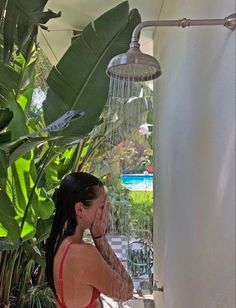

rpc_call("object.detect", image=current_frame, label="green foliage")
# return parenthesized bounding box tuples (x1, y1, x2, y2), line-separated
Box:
(0, 1, 66, 306)
(0, 61, 21, 107)
(130, 191, 153, 235)
(0, 108, 13, 131)
(107, 182, 132, 234)
(119, 138, 153, 174)
(0, 2, 143, 307)
(22, 285, 55, 308)
(0, 148, 7, 177)
(0, 0, 61, 63)
(88, 131, 153, 177)
(0, 190, 20, 242)
(43, 2, 141, 138)
(105, 184, 153, 237)
(34, 48, 52, 93)
(0, 0, 142, 244)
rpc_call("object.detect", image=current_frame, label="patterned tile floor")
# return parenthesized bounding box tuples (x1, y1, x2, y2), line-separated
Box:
(104, 234, 155, 308)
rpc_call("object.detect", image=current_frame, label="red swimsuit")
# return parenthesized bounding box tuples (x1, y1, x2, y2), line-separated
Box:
(56, 242, 100, 308)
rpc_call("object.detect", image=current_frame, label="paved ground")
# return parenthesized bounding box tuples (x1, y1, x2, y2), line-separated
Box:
(101, 291, 155, 308)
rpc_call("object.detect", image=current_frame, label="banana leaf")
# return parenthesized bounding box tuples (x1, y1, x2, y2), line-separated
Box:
(43, 1, 141, 137)
(16, 56, 37, 112)
(6, 153, 38, 240)
(0, 190, 21, 242)
(35, 216, 54, 244)
(4, 150, 54, 241)
(1, 0, 60, 63)
(1, 136, 60, 164)
(0, 108, 13, 131)
(0, 148, 7, 177)
(2, 0, 19, 63)
(0, 151, 55, 243)
(0, 238, 19, 251)
(37, 187, 54, 220)
(43, 146, 77, 190)
(0, 0, 7, 16)
(0, 63, 20, 107)
(22, 241, 45, 266)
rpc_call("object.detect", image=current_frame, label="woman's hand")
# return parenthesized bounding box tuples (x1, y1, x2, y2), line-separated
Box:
(91, 198, 110, 239)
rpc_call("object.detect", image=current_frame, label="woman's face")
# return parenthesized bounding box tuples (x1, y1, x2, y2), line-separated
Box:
(77, 186, 109, 230)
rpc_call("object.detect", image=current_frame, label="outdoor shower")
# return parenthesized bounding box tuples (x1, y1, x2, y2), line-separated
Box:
(104, 13, 236, 150)
(105, 12, 236, 294)
(106, 13, 236, 82)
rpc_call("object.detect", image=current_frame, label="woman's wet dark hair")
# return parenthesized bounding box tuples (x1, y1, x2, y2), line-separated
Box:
(45, 172, 103, 293)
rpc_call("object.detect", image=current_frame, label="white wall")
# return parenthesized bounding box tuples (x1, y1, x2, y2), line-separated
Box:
(152, 1, 235, 307)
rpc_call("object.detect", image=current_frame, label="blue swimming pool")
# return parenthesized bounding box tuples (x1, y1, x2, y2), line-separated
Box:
(120, 174, 153, 191)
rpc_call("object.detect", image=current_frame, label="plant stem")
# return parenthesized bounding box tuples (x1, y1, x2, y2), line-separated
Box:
(78, 135, 108, 170)
(2, 250, 18, 306)
(0, 251, 7, 299)
(17, 259, 35, 307)
(72, 138, 86, 172)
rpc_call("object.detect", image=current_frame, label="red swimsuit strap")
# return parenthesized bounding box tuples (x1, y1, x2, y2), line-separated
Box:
(84, 288, 100, 308)
(58, 241, 73, 307)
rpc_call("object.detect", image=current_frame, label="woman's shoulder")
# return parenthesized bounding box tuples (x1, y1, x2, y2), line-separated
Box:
(66, 242, 101, 275)
(68, 242, 97, 260)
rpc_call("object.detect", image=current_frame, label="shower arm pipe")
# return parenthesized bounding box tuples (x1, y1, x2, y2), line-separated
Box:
(130, 13, 236, 46)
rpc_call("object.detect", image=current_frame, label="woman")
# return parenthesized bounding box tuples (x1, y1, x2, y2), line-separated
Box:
(45, 172, 133, 308)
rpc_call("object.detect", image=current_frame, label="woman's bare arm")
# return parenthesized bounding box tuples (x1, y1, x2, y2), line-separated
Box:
(89, 195, 133, 297)
(94, 235, 132, 282)
(70, 244, 133, 301)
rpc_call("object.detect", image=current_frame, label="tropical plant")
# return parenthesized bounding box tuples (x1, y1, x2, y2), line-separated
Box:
(22, 284, 55, 308)
(130, 191, 153, 236)
(0, 1, 141, 306)
(0, 2, 61, 306)
(0, 0, 61, 64)
(0, 0, 141, 241)
(34, 48, 53, 93)
(106, 182, 132, 235)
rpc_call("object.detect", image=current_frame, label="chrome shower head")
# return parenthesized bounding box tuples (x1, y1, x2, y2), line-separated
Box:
(106, 44, 161, 82)
(107, 12, 236, 82)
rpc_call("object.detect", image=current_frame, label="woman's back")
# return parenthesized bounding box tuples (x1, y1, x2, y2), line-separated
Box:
(53, 239, 101, 308)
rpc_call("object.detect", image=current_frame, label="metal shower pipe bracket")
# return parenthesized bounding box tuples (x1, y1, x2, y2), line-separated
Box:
(130, 13, 236, 46)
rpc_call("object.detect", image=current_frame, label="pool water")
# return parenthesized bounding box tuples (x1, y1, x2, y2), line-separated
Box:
(120, 174, 153, 191)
